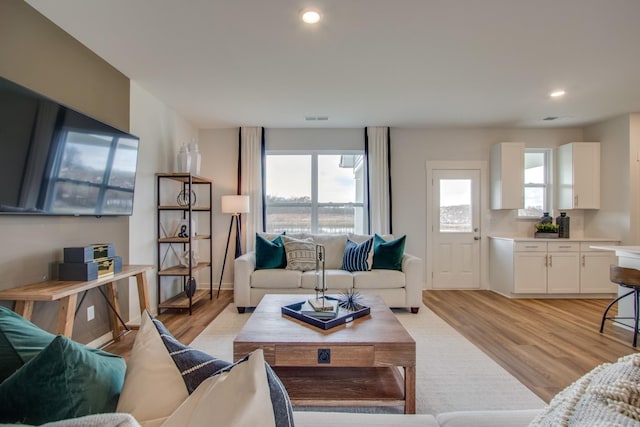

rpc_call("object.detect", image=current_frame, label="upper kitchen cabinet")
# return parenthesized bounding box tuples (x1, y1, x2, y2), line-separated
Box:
(490, 142, 525, 209)
(557, 142, 600, 209)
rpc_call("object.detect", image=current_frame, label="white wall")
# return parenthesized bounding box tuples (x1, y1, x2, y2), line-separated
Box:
(198, 128, 239, 290)
(128, 81, 198, 318)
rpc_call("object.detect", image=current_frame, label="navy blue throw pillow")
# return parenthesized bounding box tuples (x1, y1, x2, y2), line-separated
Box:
(341, 238, 373, 272)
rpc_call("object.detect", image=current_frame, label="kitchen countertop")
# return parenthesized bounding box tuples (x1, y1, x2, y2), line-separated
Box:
(489, 236, 619, 242)
(589, 245, 640, 255)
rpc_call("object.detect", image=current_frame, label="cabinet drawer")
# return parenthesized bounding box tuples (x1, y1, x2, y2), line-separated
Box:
(514, 242, 546, 252)
(580, 242, 618, 252)
(275, 345, 374, 367)
(548, 242, 579, 252)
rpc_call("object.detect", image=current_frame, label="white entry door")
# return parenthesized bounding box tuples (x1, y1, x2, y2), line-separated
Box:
(431, 169, 481, 289)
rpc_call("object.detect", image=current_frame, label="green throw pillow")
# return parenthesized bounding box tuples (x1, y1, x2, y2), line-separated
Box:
(0, 335, 126, 425)
(255, 234, 287, 269)
(0, 305, 57, 382)
(372, 234, 406, 271)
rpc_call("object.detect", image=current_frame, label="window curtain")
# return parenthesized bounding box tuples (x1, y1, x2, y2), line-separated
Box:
(238, 127, 265, 253)
(365, 127, 392, 235)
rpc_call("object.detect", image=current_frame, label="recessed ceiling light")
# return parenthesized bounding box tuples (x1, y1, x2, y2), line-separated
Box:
(549, 90, 566, 98)
(301, 9, 321, 24)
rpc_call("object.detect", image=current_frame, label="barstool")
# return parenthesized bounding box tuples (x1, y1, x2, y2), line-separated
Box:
(600, 265, 640, 347)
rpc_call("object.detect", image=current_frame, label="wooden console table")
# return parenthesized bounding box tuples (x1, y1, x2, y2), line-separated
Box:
(0, 265, 153, 340)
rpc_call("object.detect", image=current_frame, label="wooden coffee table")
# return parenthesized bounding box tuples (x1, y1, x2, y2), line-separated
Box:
(233, 294, 416, 413)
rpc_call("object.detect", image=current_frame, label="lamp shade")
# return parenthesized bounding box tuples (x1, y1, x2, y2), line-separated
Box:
(221, 195, 250, 214)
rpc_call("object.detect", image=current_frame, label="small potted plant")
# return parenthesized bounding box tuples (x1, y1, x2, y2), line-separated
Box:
(535, 223, 559, 238)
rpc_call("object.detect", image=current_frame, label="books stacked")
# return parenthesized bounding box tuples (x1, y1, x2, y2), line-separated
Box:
(302, 298, 338, 320)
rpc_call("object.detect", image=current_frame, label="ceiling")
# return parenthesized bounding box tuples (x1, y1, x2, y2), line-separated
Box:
(25, 0, 640, 129)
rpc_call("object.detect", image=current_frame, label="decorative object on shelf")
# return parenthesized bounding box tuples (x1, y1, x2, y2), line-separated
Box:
(174, 219, 196, 238)
(187, 142, 201, 176)
(185, 277, 197, 298)
(176, 189, 196, 207)
(556, 212, 570, 238)
(218, 195, 251, 297)
(534, 223, 559, 239)
(337, 288, 364, 311)
(176, 145, 191, 173)
(180, 250, 199, 268)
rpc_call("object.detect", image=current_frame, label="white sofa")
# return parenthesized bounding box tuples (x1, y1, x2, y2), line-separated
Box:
(233, 233, 423, 313)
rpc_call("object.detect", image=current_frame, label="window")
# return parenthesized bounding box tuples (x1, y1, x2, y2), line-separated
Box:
(265, 152, 366, 234)
(518, 149, 552, 218)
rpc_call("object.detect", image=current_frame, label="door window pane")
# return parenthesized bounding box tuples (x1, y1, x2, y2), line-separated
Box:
(440, 179, 472, 232)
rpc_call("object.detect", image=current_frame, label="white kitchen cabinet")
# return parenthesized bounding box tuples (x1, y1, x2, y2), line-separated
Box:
(546, 242, 580, 293)
(579, 242, 618, 293)
(557, 142, 600, 209)
(490, 142, 525, 209)
(490, 237, 617, 297)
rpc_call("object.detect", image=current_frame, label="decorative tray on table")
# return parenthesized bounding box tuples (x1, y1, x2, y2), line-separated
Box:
(281, 296, 371, 330)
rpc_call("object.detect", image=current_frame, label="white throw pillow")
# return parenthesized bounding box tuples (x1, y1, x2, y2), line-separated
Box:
(116, 313, 189, 425)
(161, 350, 276, 427)
(282, 236, 317, 271)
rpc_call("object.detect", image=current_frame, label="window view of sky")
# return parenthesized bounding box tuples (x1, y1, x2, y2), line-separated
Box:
(266, 155, 356, 203)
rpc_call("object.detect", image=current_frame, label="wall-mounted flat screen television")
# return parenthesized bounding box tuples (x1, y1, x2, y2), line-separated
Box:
(0, 76, 139, 216)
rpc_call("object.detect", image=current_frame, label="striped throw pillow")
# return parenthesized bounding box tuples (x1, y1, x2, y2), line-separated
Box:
(341, 238, 373, 272)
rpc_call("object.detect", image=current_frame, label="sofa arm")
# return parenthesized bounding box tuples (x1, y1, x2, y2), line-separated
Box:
(234, 251, 256, 311)
(402, 252, 424, 309)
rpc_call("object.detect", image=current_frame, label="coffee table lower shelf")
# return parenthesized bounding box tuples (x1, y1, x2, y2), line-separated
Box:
(273, 366, 406, 409)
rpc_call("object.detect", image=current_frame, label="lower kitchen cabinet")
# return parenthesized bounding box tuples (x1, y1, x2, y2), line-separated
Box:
(490, 237, 618, 297)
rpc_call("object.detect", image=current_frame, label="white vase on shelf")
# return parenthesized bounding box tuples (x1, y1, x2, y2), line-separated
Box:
(177, 145, 191, 173)
(188, 143, 201, 176)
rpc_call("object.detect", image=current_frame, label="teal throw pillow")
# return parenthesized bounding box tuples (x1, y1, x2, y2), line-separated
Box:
(341, 238, 373, 272)
(372, 234, 406, 271)
(255, 234, 287, 269)
(0, 335, 126, 425)
(0, 305, 57, 382)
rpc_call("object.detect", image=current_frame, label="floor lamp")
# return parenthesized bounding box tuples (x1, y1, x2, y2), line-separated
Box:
(218, 195, 250, 298)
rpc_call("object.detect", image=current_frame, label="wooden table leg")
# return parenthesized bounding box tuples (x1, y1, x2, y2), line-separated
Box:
(105, 282, 124, 341)
(14, 300, 34, 320)
(404, 366, 416, 414)
(55, 294, 78, 337)
(135, 271, 151, 313)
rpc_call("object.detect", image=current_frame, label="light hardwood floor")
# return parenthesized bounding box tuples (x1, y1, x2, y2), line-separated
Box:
(105, 289, 638, 403)
(423, 290, 638, 402)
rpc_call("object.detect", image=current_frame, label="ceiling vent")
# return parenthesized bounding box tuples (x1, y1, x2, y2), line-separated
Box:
(305, 116, 329, 121)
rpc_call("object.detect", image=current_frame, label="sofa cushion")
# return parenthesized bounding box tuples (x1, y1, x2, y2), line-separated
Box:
(353, 269, 406, 289)
(252, 269, 302, 289)
(529, 352, 640, 427)
(301, 269, 354, 290)
(256, 234, 287, 270)
(162, 350, 288, 427)
(341, 238, 373, 272)
(0, 335, 126, 425)
(283, 236, 317, 272)
(372, 234, 406, 271)
(310, 234, 348, 269)
(116, 311, 191, 424)
(0, 305, 57, 382)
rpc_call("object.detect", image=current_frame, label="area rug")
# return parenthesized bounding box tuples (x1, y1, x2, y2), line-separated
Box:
(189, 303, 546, 415)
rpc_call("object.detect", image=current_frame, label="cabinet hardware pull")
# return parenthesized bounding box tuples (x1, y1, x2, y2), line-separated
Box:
(549, 255, 552, 267)
(559, 246, 571, 248)
(525, 246, 538, 248)
(544, 255, 548, 267)
(582, 255, 585, 267)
